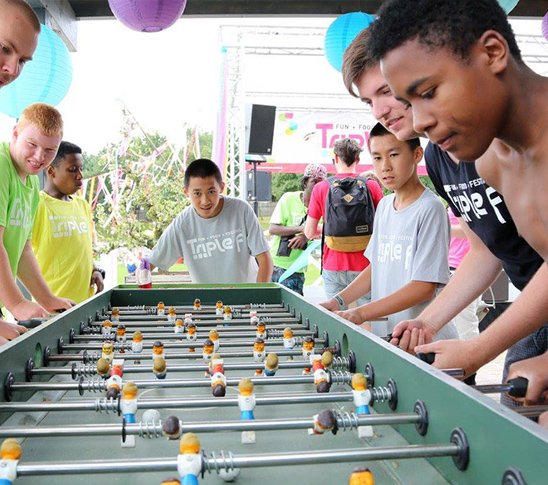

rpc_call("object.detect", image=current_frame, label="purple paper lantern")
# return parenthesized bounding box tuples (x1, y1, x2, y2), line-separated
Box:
(108, 0, 187, 32)
(543, 12, 548, 42)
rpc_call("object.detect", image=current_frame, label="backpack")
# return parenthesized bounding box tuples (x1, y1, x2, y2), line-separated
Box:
(323, 176, 375, 252)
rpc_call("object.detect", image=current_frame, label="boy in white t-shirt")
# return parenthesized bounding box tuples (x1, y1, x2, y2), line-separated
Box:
(322, 123, 457, 340)
(148, 158, 272, 284)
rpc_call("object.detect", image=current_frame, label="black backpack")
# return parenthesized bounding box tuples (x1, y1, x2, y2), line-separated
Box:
(323, 176, 375, 253)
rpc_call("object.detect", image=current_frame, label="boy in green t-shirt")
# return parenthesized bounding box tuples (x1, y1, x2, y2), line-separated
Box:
(0, 103, 74, 345)
(269, 163, 327, 295)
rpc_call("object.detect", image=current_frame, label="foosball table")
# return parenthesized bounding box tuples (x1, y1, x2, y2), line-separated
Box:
(0, 284, 547, 484)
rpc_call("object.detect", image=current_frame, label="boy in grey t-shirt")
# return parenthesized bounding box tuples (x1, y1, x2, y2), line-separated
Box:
(322, 123, 458, 341)
(147, 159, 272, 284)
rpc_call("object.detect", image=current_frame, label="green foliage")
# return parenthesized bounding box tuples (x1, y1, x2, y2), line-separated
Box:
(271, 173, 302, 201)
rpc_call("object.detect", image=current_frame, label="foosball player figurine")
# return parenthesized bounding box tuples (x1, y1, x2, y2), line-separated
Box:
(256, 320, 266, 339)
(162, 415, 182, 440)
(111, 307, 120, 322)
(97, 358, 110, 378)
(238, 378, 256, 444)
(0, 438, 21, 485)
(174, 319, 184, 336)
(283, 327, 295, 360)
(161, 478, 181, 485)
(193, 298, 201, 311)
(211, 358, 227, 397)
(102, 341, 114, 366)
(209, 329, 220, 352)
(312, 355, 331, 393)
(177, 433, 202, 485)
(249, 309, 259, 326)
(106, 365, 124, 400)
(168, 306, 177, 324)
(157, 301, 166, 316)
(153, 341, 165, 361)
(215, 300, 223, 316)
(132, 331, 144, 364)
(351, 373, 373, 438)
(116, 324, 127, 353)
(223, 305, 232, 321)
(102, 319, 113, 337)
(183, 313, 193, 328)
(349, 468, 374, 485)
(202, 339, 215, 376)
(308, 409, 337, 435)
(253, 338, 266, 376)
(121, 382, 138, 447)
(302, 336, 315, 375)
(264, 353, 279, 377)
(153, 357, 167, 380)
(186, 323, 197, 352)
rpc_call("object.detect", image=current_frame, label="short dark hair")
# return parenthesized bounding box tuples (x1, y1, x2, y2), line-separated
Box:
(368, 0, 522, 63)
(51, 141, 82, 167)
(333, 138, 363, 167)
(184, 158, 223, 188)
(368, 122, 421, 152)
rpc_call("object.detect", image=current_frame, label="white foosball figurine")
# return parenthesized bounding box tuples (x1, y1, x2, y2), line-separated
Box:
(209, 329, 220, 352)
(202, 339, 214, 375)
(153, 357, 167, 380)
(177, 433, 202, 485)
(215, 300, 224, 316)
(102, 319, 113, 337)
(263, 353, 279, 377)
(186, 323, 197, 352)
(116, 324, 127, 353)
(168, 306, 177, 324)
(157, 301, 166, 316)
(193, 299, 201, 311)
(256, 320, 266, 339)
(131, 331, 143, 365)
(249, 310, 259, 326)
(0, 438, 21, 485)
(184, 313, 193, 327)
(153, 341, 165, 362)
(111, 307, 120, 322)
(223, 305, 232, 321)
(102, 341, 114, 366)
(283, 327, 295, 360)
(174, 319, 184, 335)
(302, 336, 315, 374)
(253, 338, 266, 376)
(238, 378, 256, 444)
(352, 373, 373, 438)
(121, 382, 138, 447)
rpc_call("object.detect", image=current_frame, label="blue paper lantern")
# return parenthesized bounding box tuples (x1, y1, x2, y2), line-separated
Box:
(497, 0, 520, 14)
(0, 24, 72, 119)
(324, 12, 374, 72)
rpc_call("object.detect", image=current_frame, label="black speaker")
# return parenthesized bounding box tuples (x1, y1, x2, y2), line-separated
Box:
(246, 170, 272, 202)
(245, 104, 276, 155)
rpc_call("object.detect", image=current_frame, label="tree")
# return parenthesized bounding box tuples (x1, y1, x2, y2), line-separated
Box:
(271, 173, 301, 201)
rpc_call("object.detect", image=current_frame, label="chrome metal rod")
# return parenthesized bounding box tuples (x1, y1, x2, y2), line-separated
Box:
(473, 384, 512, 394)
(61, 338, 326, 351)
(91, 317, 300, 327)
(0, 412, 420, 438)
(85, 323, 304, 333)
(74, 329, 315, 340)
(442, 368, 466, 379)
(15, 443, 459, 476)
(112, 303, 284, 313)
(514, 405, 548, 418)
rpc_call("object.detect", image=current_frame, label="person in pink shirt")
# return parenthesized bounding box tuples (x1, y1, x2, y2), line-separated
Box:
(304, 138, 383, 308)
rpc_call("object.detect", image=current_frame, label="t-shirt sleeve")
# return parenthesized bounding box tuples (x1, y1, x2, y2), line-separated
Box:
(307, 181, 326, 220)
(410, 197, 450, 285)
(244, 202, 270, 256)
(269, 194, 285, 225)
(366, 180, 383, 208)
(149, 213, 186, 270)
(424, 143, 461, 217)
(0, 161, 10, 228)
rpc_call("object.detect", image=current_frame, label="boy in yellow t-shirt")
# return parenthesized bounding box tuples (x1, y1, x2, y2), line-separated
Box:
(32, 141, 104, 304)
(0, 103, 74, 345)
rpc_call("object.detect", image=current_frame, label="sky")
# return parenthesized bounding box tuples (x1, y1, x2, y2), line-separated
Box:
(0, 15, 545, 155)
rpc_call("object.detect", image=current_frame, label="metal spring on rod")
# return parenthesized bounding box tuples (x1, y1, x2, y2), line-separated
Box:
(261, 316, 272, 323)
(74, 363, 98, 378)
(266, 328, 282, 338)
(335, 411, 360, 432)
(329, 371, 352, 384)
(114, 341, 131, 352)
(371, 386, 392, 403)
(332, 356, 350, 370)
(137, 420, 163, 439)
(249, 303, 268, 309)
(203, 450, 237, 475)
(83, 351, 100, 364)
(94, 398, 118, 414)
(82, 378, 106, 393)
(145, 307, 157, 315)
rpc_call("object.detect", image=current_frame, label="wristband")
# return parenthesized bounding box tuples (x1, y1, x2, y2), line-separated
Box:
(333, 294, 345, 309)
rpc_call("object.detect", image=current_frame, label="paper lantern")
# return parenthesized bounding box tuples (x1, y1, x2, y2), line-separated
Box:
(108, 0, 187, 33)
(0, 24, 72, 119)
(543, 12, 548, 42)
(497, 0, 520, 14)
(324, 12, 374, 72)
